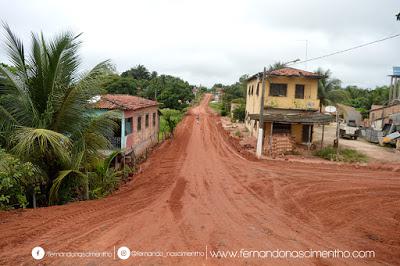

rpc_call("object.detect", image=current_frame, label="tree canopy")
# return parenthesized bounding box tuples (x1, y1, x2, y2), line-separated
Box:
(101, 67, 195, 110)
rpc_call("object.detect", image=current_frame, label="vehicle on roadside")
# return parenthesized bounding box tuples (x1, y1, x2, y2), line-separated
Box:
(339, 119, 360, 140)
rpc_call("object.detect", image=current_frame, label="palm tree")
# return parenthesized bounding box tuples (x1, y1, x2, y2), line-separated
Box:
(315, 68, 342, 111)
(0, 24, 119, 205)
(121, 64, 151, 80)
(268, 61, 287, 71)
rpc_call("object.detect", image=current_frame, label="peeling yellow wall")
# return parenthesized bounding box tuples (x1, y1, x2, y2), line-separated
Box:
(245, 76, 320, 115)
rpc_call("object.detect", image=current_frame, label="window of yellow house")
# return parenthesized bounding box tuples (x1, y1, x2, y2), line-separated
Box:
(270, 83, 287, 97)
(295, 84, 305, 99)
(256, 83, 260, 96)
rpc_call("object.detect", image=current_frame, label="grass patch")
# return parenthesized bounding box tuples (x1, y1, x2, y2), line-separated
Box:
(209, 101, 226, 115)
(314, 146, 368, 163)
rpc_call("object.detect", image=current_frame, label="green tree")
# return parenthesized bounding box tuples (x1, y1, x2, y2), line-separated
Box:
(160, 109, 182, 137)
(315, 68, 341, 110)
(221, 74, 248, 113)
(121, 64, 151, 80)
(100, 74, 139, 95)
(232, 104, 246, 122)
(0, 24, 118, 205)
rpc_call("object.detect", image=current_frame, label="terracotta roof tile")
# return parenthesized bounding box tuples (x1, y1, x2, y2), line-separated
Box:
(96, 94, 158, 111)
(248, 67, 321, 81)
(268, 67, 321, 78)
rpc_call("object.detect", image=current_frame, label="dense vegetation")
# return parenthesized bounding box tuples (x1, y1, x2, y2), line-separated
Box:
(100, 65, 195, 111)
(0, 25, 124, 209)
(315, 68, 389, 117)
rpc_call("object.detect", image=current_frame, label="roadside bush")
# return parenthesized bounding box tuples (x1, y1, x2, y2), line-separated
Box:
(159, 109, 183, 139)
(0, 149, 41, 209)
(232, 104, 245, 122)
(314, 146, 368, 163)
(88, 152, 122, 199)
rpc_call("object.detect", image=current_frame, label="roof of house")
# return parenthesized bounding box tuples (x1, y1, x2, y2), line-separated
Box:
(95, 94, 158, 111)
(248, 67, 322, 81)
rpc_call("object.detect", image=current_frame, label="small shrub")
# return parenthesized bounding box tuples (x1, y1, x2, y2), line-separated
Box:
(0, 149, 40, 209)
(234, 130, 242, 137)
(232, 104, 245, 122)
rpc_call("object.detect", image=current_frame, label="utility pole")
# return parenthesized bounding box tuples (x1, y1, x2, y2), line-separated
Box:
(256, 67, 267, 158)
(335, 107, 340, 156)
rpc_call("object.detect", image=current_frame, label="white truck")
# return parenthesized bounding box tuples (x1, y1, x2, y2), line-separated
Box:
(339, 119, 360, 140)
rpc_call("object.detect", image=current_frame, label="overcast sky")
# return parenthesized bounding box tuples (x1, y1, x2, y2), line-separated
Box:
(1, 0, 400, 88)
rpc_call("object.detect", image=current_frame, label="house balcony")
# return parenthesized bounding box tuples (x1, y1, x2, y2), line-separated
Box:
(265, 97, 320, 111)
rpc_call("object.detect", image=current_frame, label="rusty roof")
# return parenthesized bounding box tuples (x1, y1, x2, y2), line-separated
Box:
(96, 94, 158, 111)
(248, 67, 322, 81)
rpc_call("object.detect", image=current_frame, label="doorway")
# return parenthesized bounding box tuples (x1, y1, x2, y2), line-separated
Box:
(302, 125, 313, 143)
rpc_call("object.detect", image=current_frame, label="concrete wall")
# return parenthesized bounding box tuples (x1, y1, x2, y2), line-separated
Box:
(122, 106, 159, 155)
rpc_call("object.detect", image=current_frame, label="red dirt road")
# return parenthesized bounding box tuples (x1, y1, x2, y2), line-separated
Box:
(0, 94, 399, 265)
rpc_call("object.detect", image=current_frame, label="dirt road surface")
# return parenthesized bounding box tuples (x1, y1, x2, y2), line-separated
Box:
(0, 94, 399, 265)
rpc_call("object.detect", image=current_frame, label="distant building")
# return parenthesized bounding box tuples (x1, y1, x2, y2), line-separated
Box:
(214, 87, 224, 102)
(369, 104, 400, 130)
(95, 94, 159, 155)
(368, 67, 400, 130)
(245, 67, 332, 155)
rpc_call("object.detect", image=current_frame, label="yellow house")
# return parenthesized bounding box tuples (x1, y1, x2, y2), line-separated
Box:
(245, 67, 332, 154)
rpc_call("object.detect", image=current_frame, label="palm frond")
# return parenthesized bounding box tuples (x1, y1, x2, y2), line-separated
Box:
(12, 127, 71, 162)
(49, 169, 87, 204)
(2, 22, 29, 80)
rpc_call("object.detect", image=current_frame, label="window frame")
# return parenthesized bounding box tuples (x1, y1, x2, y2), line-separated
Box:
(137, 116, 142, 131)
(145, 113, 149, 128)
(269, 83, 288, 97)
(295, 84, 305, 99)
(125, 117, 132, 135)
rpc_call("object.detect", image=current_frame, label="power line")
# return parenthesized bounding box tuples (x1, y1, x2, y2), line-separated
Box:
(288, 33, 400, 66)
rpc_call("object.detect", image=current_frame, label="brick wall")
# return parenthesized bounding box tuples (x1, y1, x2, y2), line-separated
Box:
(264, 133, 296, 156)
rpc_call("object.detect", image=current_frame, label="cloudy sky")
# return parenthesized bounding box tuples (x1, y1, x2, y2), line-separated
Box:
(1, 0, 399, 88)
